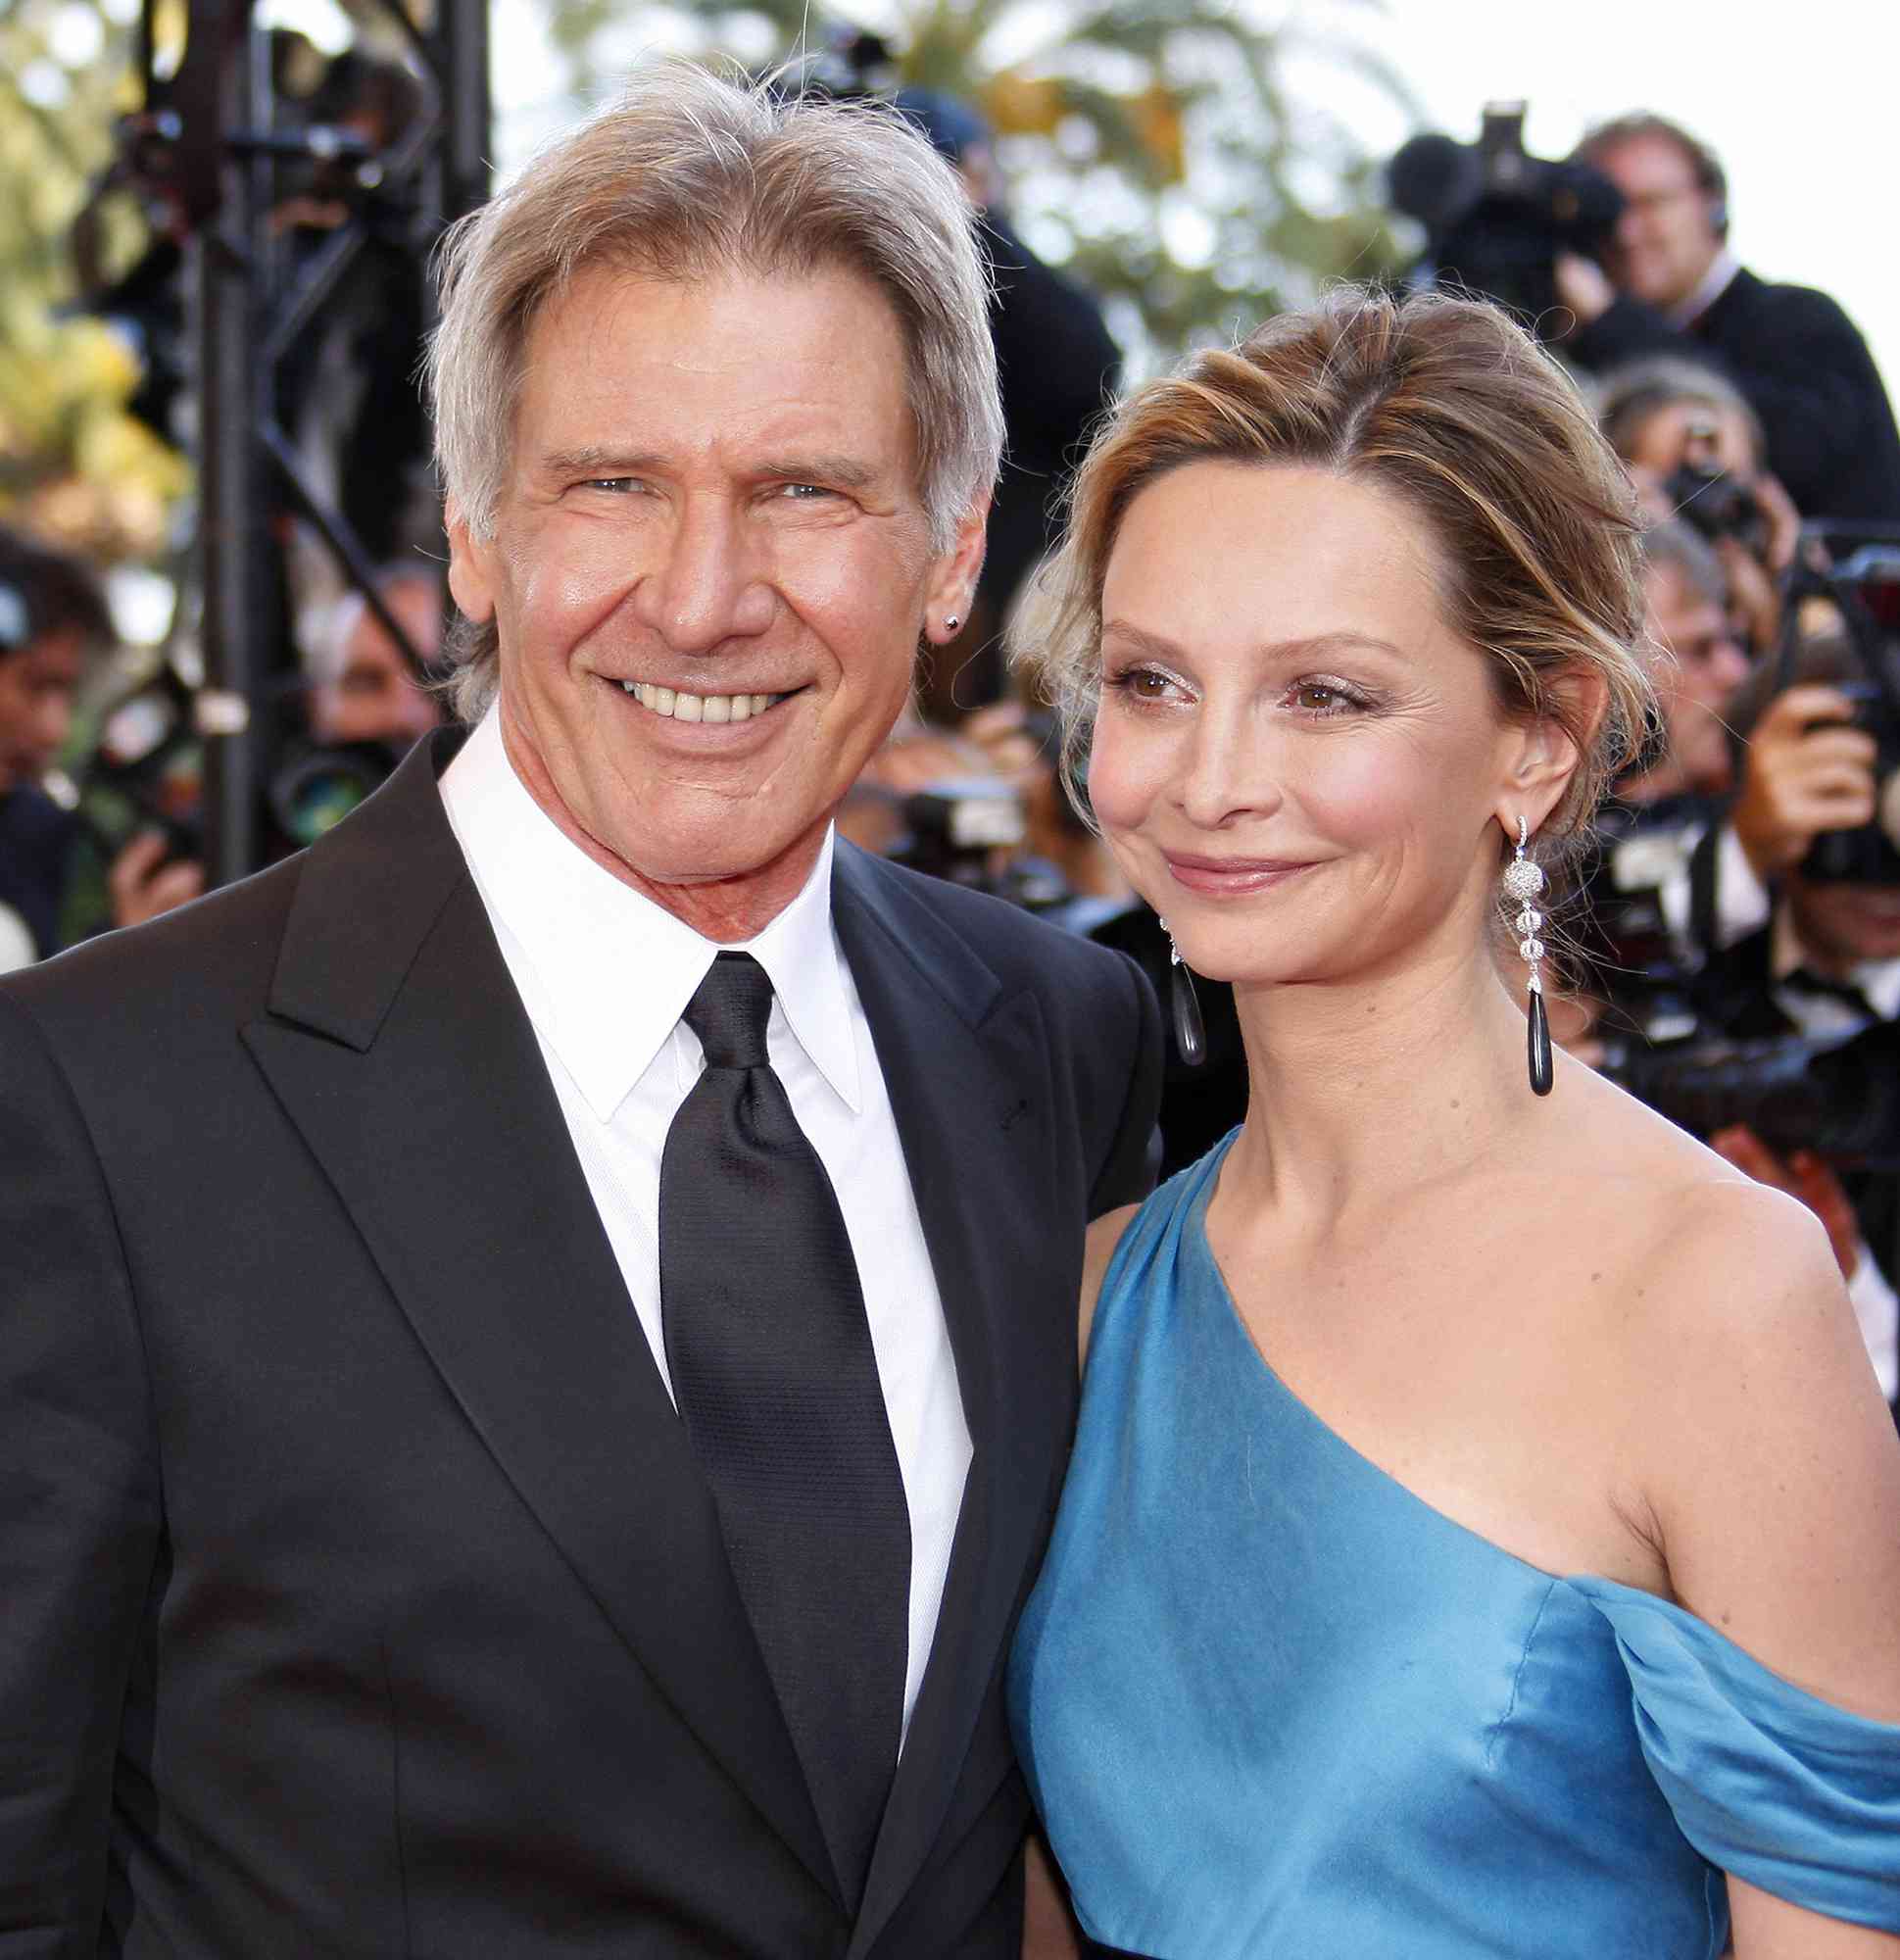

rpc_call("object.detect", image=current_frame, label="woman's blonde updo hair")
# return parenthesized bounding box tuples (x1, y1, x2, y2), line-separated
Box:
(1015, 284, 1659, 866)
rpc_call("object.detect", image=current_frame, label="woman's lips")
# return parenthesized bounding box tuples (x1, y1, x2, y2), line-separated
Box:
(1163, 853, 1316, 897)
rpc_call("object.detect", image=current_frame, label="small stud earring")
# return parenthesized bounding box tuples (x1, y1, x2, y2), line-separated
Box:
(1158, 918, 1207, 1068)
(943, 613, 961, 634)
(1501, 815, 1552, 1096)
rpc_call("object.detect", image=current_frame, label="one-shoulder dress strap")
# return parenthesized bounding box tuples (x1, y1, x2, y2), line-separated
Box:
(1570, 1575, 1900, 1931)
(1088, 1131, 1239, 1363)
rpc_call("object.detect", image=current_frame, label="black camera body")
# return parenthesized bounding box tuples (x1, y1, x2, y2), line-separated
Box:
(1799, 676, 1900, 885)
(1600, 1017, 1900, 1170)
(1778, 532, 1900, 886)
(886, 778, 1071, 913)
(1661, 457, 1770, 557)
(1387, 104, 1623, 328)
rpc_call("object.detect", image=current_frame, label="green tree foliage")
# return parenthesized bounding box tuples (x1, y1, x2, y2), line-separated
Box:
(0, 0, 189, 558)
(532, 0, 1416, 370)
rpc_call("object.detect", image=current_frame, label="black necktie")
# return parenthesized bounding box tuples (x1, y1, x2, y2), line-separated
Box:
(658, 952, 910, 1905)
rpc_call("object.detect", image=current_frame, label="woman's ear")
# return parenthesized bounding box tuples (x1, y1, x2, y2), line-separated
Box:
(1494, 670, 1605, 838)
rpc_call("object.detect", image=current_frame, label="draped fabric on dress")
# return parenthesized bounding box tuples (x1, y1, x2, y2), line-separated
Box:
(1008, 1137, 1900, 1959)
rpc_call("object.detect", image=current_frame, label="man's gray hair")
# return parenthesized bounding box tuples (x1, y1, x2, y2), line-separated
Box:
(1640, 514, 1727, 607)
(1597, 357, 1767, 475)
(425, 60, 1004, 720)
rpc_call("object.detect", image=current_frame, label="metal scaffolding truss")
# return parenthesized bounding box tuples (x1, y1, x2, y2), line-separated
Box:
(139, 0, 489, 881)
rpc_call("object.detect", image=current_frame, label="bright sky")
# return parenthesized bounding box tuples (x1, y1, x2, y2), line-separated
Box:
(477, 0, 1899, 401)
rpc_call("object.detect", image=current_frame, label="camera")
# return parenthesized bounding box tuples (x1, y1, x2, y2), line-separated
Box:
(1766, 529, 1900, 886)
(887, 778, 1069, 912)
(1661, 415, 1770, 557)
(79, 659, 409, 867)
(1387, 104, 1623, 328)
(1599, 1017, 1900, 1170)
(1581, 808, 1900, 1170)
(268, 738, 407, 847)
(1569, 801, 1713, 1050)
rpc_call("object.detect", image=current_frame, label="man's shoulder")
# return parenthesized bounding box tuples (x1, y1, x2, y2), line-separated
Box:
(3, 732, 469, 1059)
(0, 783, 79, 848)
(0, 849, 305, 1050)
(1717, 265, 1862, 339)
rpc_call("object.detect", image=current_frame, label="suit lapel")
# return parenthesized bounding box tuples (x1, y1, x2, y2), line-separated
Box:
(240, 735, 837, 1902)
(831, 850, 1069, 1958)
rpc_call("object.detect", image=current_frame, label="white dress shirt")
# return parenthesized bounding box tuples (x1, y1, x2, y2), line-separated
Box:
(440, 708, 971, 1741)
(1668, 247, 1741, 330)
(1608, 816, 1771, 959)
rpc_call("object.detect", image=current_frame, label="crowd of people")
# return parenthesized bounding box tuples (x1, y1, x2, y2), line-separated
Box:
(2, 62, 1898, 1958)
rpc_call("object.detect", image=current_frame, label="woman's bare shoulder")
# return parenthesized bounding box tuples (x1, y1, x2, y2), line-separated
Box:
(1539, 1075, 1900, 1718)
(1080, 1204, 1143, 1366)
(1553, 1068, 1837, 1321)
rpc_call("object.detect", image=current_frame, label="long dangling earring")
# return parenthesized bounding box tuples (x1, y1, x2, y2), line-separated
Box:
(1159, 918, 1207, 1067)
(1501, 816, 1552, 1096)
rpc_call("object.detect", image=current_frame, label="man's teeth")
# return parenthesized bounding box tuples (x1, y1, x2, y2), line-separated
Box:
(619, 681, 783, 722)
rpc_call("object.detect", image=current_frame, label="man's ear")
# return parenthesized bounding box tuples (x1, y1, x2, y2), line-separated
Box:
(444, 502, 497, 625)
(922, 493, 991, 642)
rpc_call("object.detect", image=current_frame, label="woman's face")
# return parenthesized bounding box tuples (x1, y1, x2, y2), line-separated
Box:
(1088, 462, 1546, 990)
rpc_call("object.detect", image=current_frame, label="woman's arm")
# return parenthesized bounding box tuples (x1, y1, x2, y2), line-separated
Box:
(1079, 1204, 1139, 1367)
(1729, 1878, 1900, 1959)
(1023, 1833, 1083, 1960)
(1634, 1181, 1900, 1955)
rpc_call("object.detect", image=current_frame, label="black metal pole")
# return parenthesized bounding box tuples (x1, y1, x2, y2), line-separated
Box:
(179, 0, 490, 886)
(438, 0, 492, 230)
(191, 1, 267, 889)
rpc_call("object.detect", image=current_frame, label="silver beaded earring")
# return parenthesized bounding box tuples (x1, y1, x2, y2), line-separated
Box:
(1502, 816, 1552, 1096)
(1158, 918, 1207, 1067)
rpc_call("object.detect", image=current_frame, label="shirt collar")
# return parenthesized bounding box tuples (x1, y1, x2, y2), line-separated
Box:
(439, 707, 860, 1120)
(1667, 248, 1740, 329)
(1770, 905, 1900, 1019)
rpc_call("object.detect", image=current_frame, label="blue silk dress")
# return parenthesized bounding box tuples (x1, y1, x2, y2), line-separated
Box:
(1008, 1137, 1900, 1958)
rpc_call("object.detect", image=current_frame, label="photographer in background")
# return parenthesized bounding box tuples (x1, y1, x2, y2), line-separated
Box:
(303, 566, 444, 750)
(1599, 357, 1800, 657)
(1627, 519, 1752, 803)
(894, 88, 1123, 716)
(1691, 634, 1900, 1411)
(0, 528, 200, 969)
(1582, 521, 1757, 1004)
(1557, 113, 1900, 525)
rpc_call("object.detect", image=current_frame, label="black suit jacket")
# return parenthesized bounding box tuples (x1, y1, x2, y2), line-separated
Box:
(1570, 265, 1900, 522)
(0, 730, 1162, 1957)
(980, 210, 1121, 620)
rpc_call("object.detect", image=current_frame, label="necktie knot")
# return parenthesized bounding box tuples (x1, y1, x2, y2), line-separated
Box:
(684, 952, 774, 1069)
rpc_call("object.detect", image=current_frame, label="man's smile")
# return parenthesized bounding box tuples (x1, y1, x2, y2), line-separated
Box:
(616, 679, 797, 723)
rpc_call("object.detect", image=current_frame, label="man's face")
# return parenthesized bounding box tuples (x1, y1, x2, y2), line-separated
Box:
(449, 264, 983, 930)
(1787, 878, 1900, 969)
(1647, 561, 1750, 792)
(0, 629, 83, 793)
(1623, 400, 1761, 483)
(1595, 132, 1723, 312)
(313, 580, 444, 749)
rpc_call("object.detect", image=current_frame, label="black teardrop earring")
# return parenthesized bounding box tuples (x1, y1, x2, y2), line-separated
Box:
(1159, 918, 1207, 1068)
(1501, 817, 1552, 1096)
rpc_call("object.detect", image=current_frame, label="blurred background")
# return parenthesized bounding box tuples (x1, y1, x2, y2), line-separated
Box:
(5, 0, 1900, 1403)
